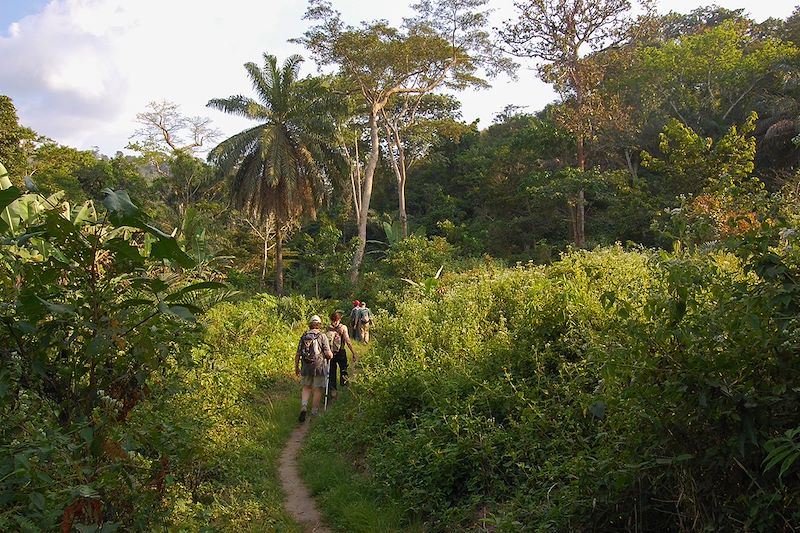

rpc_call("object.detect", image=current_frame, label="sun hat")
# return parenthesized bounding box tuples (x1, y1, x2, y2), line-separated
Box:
(352, 300, 360, 306)
(309, 315, 322, 325)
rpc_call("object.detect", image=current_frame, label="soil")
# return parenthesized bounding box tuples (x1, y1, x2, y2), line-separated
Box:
(278, 420, 334, 533)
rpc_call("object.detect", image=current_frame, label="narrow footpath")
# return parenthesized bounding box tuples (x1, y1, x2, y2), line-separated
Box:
(278, 421, 334, 533)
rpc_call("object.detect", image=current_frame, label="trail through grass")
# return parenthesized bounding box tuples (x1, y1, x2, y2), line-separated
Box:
(189, 380, 303, 532)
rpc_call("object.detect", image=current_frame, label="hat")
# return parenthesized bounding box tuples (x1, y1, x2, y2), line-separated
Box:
(309, 315, 322, 325)
(352, 300, 360, 306)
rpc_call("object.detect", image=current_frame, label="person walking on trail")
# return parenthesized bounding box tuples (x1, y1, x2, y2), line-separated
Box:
(295, 315, 333, 422)
(325, 310, 357, 401)
(358, 301, 373, 344)
(349, 300, 362, 341)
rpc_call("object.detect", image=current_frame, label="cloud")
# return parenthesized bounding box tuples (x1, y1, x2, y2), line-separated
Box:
(0, 0, 307, 154)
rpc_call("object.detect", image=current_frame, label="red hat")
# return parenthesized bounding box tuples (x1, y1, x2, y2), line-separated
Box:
(353, 300, 360, 306)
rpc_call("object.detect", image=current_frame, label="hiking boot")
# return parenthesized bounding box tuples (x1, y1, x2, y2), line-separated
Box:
(311, 408, 320, 417)
(299, 409, 307, 423)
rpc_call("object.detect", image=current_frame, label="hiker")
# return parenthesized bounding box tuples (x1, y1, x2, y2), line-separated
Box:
(325, 310, 357, 401)
(295, 315, 333, 422)
(349, 300, 362, 341)
(358, 301, 373, 344)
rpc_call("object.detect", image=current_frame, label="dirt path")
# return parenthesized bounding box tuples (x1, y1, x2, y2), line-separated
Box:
(278, 421, 334, 533)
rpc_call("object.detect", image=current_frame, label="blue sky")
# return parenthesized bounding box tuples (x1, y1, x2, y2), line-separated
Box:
(0, 0, 49, 34)
(0, 0, 797, 155)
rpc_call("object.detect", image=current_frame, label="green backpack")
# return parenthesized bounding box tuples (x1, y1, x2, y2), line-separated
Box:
(325, 325, 343, 353)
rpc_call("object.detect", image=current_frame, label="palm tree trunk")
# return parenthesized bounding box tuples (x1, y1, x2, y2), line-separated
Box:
(350, 109, 380, 283)
(275, 225, 284, 296)
(261, 232, 268, 290)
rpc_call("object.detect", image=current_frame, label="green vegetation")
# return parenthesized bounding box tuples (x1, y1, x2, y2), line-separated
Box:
(300, 391, 424, 533)
(4, 1, 800, 531)
(317, 243, 800, 530)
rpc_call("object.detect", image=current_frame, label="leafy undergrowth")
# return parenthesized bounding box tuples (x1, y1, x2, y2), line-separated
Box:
(300, 385, 425, 533)
(164, 382, 302, 532)
(314, 244, 800, 531)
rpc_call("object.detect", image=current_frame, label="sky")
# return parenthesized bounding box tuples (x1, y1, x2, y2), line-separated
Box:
(0, 0, 797, 156)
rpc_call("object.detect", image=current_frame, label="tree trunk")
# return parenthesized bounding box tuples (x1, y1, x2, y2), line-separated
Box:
(576, 189, 586, 248)
(398, 147, 408, 239)
(275, 226, 284, 296)
(575, 134, 587, 248)
(258, 235, 269, 290)
(350, 109, 381, 283)
(624, 148, 638, 186)
(383, 116, 410, 239)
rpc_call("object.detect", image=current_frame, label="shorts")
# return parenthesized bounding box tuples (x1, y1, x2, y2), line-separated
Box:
(301, 374, 327, 388)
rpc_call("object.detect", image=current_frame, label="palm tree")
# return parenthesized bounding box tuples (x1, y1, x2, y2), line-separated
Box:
(208, 53, 336, 295)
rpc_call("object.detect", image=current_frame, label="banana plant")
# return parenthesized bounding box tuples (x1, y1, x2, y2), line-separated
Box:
(401, 264, 444, 297)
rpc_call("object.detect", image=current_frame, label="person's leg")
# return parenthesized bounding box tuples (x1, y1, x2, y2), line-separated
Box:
(299, 384, 311, 422)
(339, 351, 349, 386)
(311, 386, 322, 415)
(328, 355, 339, 397)
(362, 324, 370, 343)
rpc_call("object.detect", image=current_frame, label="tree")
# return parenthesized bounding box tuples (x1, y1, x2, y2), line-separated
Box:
(381, 93, 466, 238)
(500, 0, 654, 247)
(0, 96, 36, 176)
(637, 20, 798, 135)
(129, 100, 221, 164)
(207, 53, 337, 295)
(297, 0, 512, 282)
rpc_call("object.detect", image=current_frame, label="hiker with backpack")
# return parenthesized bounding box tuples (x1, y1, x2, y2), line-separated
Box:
(358, 301, 373, 344)
(295, 315, 333, 422)
(325, 310, 357, 401)
(349, 300, 362, 341)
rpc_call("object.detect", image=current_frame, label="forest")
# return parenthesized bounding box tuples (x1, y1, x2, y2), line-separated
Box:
(2, 0, 800, 531)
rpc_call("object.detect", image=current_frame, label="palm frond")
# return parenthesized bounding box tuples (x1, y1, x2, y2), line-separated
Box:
(207, 95, 262, 119)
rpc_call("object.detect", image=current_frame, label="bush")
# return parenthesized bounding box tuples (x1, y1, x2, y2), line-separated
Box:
(320, 244, 800, 531)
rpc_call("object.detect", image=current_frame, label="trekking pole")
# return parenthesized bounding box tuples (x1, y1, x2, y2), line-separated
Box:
(324, 357, 330, 411)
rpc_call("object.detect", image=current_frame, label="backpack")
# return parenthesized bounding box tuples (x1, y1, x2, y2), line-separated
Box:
(360, 308, 372, 324)
(350, 307, 361, 325)
(325, 324, 343, 354)
(300, 331, 322, 365)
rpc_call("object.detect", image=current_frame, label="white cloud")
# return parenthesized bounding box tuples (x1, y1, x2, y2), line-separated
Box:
(0, 0, 796, 155)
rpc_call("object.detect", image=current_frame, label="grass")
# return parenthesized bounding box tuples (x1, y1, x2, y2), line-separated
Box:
(298, 387, 425, 533)
(192, 379, 304, 533)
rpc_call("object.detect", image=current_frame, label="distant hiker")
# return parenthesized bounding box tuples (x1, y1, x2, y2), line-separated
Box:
(295, 315, 333, 422)
(358, 301, 373, 344)
(349, 300, 362, 341)
(325, 310, 357, 400)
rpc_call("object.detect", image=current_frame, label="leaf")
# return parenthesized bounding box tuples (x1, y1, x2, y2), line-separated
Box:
(102, 189, 140, 224)
(118, 298, 156, 309)
(655, 453, 693, 465)
(28, 492, 45, 510)
(75, 485, 99, 498)
(104, 238, 144, 266)
(150, 236, 195, 268)
(80, 426, 94, 446)
(589, 400, 606, 419)
(779, 450, 800, 477)
(159, 302, 196, 322)
(36, 296, 76, 316)
(73, 201, 97, 225)
(164, 281, 227, 302)
(0, 185, 22, 212)
(130, 277, 169, 293)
